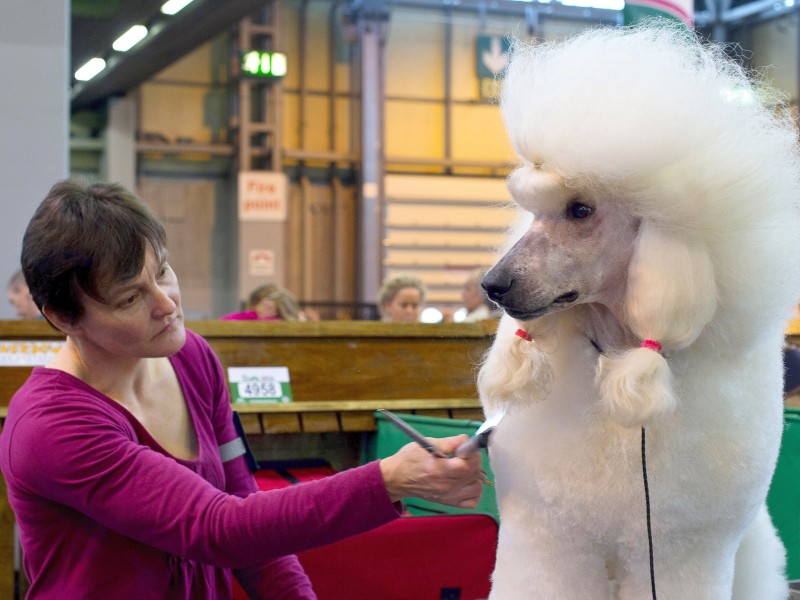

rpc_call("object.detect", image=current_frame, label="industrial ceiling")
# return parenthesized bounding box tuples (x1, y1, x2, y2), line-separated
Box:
(69, 0, 796, 112)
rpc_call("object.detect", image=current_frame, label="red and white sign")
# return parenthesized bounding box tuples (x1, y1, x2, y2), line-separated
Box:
(248, 249, 276, 276)
(238, 171, 288, 222)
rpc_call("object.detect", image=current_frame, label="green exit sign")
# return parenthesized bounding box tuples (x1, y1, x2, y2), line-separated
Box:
(241, 51, 287, 78)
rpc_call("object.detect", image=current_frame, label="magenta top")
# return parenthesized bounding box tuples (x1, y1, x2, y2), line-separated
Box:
(0, 330, 400, 599)
(219, 311, 281, 321)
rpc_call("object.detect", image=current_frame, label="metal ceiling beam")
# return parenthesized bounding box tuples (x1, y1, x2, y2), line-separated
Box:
(389, 0, 621, 23)
(70, 0, 269, 111)
(695, 0, 797, 30)
(721, 0, 796, 22)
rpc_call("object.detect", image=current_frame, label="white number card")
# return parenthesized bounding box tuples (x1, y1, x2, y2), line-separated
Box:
(227, 367, 293, 404)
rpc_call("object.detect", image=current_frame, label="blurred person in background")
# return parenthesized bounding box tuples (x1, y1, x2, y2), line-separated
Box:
(460, 269, 497, 322)
(7, 269, 41, 319)
(221, 283, 318, 321)
(378, 274, 426, 323)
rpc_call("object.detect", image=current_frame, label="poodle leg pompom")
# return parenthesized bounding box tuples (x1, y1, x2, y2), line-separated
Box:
(598, 346, 676, 427)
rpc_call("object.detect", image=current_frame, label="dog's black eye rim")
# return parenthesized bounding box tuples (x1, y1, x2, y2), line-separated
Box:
(566, 201, 593, 219)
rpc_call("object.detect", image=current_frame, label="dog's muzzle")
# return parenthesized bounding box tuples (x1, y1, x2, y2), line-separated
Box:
(482, 271, 579, 320)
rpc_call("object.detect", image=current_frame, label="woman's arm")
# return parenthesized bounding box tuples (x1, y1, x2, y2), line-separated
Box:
(233, 556, 315, 600)
(6, 402, 400, 567)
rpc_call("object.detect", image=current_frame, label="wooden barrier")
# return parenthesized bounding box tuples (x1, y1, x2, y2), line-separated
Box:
(0, 318, 496, 598)
(0, 319, 495, 427)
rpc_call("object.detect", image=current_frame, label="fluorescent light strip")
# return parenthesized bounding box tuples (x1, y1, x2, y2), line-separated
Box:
(558, 0, 624, 8)
(112, 25, 148, 52)
(75, 58, 107, 82)
(161, 0, 196, 15)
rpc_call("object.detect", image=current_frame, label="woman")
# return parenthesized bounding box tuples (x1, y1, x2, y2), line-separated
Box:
(6, 269, 41, 319)
(0, 181, 483, 599)
(377, 274, 427, 323)
(220, 284, 304, 322)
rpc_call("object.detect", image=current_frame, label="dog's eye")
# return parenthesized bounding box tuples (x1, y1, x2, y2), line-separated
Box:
(566, 202, 593, 219)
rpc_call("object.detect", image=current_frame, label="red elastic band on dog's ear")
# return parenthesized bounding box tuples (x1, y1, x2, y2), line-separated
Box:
(515, 328, 533, 342)
(640, 339, 662, 353)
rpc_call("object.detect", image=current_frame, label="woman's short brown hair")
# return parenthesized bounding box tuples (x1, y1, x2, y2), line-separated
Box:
(22, 180, 167, 325)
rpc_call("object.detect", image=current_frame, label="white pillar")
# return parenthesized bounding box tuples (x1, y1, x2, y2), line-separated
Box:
(0, 0, 69, 317)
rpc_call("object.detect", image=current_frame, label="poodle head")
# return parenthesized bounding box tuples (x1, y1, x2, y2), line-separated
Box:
(482, 166, 641, 323)
(479, 22, 800, 427)
(498, 22, 800, 334)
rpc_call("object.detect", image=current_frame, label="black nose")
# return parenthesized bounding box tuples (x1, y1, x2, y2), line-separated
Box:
(481, 273, 513, 303)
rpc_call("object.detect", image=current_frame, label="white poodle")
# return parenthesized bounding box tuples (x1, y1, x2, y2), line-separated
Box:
(478, 23, 800, 599)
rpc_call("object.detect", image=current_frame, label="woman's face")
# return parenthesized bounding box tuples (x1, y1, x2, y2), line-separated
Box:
(382, 287, 423, 323)
(254, 297, 279, 319)
(65, 246, 186, 359)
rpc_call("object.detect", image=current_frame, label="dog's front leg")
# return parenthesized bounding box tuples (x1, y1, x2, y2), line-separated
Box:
(489, 508, 612, 600)
(611, 535, 739, 600)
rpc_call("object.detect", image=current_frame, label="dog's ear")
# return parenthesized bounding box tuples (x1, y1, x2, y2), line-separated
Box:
(598, 222, 718, 427)
(478, 314, 553, 416)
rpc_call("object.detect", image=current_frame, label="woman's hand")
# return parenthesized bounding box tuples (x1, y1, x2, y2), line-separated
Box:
(378, 435, 485, 508)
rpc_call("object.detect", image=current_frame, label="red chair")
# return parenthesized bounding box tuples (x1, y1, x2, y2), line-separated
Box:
(252, 460, 336, 491)
(296, 513, 497, 600)
(234, 513, 497, 599)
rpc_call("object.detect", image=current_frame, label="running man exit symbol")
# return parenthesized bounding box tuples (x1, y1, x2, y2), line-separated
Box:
(476, 35, 511, 78)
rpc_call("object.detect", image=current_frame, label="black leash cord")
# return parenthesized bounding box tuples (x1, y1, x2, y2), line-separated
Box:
(587, 338, 656, 597)
(641, 426, 656, 599)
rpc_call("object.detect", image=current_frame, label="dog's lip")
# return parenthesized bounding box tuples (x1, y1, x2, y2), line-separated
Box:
(553, 291, 579, 304)
(502, 306, 549, 320)
(501, 291, 580, 320)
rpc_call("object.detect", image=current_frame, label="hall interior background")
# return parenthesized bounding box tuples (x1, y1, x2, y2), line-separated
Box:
(66, 0, 800, 320)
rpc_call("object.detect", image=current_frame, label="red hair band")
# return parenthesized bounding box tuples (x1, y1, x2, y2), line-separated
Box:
(515, 328, 533, 342)
(640, 339, 662, 353)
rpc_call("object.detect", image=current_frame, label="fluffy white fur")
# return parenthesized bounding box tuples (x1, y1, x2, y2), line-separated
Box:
(479, 23, 800, 599)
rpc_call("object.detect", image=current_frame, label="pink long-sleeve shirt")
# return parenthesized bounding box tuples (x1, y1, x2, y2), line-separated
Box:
(0, 330, 400, 599)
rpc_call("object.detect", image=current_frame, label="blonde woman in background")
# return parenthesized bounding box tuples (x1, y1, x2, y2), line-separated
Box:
(378, 275, 426, 323)
(221, 283, 314, 321)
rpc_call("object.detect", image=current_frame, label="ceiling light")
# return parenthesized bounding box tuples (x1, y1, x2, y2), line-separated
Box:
(112, 25, 148, 52)
(161, 0, 196, 15)
(74, 58, 107, 82)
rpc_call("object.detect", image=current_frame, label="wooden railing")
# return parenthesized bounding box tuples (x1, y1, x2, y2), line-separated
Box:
(0, 318, 497, 598)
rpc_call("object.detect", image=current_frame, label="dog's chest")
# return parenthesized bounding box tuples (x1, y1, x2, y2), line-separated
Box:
(487, 329, 653, 519)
